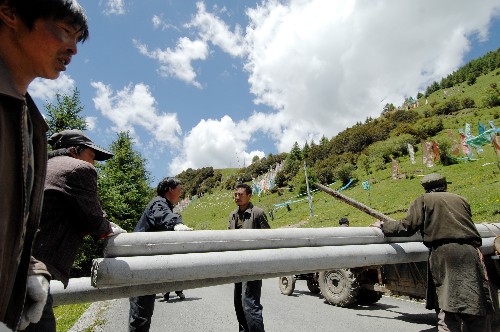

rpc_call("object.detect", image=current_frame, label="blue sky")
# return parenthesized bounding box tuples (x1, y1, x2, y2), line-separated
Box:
(28, 0, 500, 184)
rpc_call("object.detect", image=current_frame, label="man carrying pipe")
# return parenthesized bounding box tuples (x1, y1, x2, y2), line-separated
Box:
(128, 177, 192, 332)
(370, 173, 495, 331)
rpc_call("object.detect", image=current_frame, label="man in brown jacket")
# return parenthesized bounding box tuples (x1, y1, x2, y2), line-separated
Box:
(0, 1, 89, 330)
(371, 173, 495, 331)
(228, 183, 270, 332)
(24, 130, 125, 331)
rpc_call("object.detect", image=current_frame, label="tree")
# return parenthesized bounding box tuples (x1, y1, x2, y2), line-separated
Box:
(44, 88, 87, 137)
(97, 131, 152, 232)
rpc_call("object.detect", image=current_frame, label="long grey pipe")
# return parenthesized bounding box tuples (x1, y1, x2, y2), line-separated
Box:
(103, 223, 500, 257)
(92, 237, 496, 288)
(53, 237, 495, 304)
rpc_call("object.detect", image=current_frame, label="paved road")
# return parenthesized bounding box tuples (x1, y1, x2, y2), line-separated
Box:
(93, 278, 438, 331)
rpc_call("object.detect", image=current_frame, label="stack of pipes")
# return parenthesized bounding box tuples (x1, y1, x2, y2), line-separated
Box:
(52, 223, 500, 305)
(51, 183, 500, 305)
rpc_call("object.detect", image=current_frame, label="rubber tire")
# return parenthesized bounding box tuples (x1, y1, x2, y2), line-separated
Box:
(307, 278, 321, 294)
(356, 287, 383, 305)
(319, 269, 360, 307)
(279, 276, 296, 296)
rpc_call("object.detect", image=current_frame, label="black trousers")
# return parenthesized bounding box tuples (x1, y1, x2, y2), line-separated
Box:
(234, 280, 265, 332)
(129, 294, 156, 332)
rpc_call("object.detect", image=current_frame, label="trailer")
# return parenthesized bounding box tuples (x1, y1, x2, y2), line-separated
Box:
(279, 261, 427, 307)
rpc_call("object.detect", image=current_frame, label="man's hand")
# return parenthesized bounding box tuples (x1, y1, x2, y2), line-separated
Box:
(174, 223, 193, 231)
(18, 275, 49, 330)
(370, 220, 384, 229)
(109, 222, 127, 235)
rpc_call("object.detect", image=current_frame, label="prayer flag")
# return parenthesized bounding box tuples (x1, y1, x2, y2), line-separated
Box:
(408, 144, 416, 164)
(362, 181, 370, 190)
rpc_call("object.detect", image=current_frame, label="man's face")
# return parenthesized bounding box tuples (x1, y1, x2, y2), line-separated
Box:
(16, 17, 83, 82)
(168, 185, 183, 204)
(73, 147, 95, 165)
(234, 188, 251, 208)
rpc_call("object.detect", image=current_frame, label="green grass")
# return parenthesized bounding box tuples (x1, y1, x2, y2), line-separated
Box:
(54, 303, 91, 332)
(183, 146, 500, 230)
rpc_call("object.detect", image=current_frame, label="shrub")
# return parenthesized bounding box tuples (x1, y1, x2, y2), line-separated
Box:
(461, 97, 475, 109)
(434, 97, 461, 115)
(482, 88, 500, 108)
(414, 117, 444, 140)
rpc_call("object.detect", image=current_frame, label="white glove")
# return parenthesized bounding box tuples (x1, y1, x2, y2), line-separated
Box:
(174, 223, 193, 231)
(109, 222, 127, 235)
(18, 275, 49, 330)
(0, 321, 12, 332)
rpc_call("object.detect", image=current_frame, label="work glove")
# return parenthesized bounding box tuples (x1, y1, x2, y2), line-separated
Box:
(18, 275, 49, 330)
(369, 220, 384, 229)
(109, 222, 127, 235)
(0, 321, 12, 332)
(174, 223, 193, 231)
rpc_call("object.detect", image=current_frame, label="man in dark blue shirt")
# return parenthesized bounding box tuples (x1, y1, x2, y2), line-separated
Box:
(128, 177, 192, 332)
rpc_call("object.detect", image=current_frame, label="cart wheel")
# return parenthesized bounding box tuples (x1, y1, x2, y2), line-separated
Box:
(319, 269, 360, 307)
(278, 276, 296, 295)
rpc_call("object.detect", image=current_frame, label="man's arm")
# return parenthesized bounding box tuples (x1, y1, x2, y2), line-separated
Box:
(151, 200, 183, 231)
(255, 208, 271, 229)
(68, 163, 111, 239)
(378, 196, 425, 237)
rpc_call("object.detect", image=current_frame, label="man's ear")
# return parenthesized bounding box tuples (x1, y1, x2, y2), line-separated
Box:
(68, 147, 78, 157)
(0, 4, 18, 29)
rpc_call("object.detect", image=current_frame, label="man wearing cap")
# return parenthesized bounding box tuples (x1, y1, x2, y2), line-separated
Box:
(24, 129, 125, 331)
(371, 173, 494, 331)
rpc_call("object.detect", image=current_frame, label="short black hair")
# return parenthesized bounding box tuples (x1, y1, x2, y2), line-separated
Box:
(0, 0, 89, 42)
(339, 217, 349, 226)
(157, 177, 182, 196)
(234, 183, 252, 195)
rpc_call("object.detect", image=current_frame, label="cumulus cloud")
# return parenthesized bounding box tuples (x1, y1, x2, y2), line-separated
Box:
(28, 74, 76, 102)
(134, 37, 209, 88)
(91, 81, 182, 146)
(185, 2, 246, 57)
(100, 0, 125, 15)
(169, 115, 265, 174)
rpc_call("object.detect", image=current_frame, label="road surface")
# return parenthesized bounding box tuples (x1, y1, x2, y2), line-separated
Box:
(89, 278, 438, 331)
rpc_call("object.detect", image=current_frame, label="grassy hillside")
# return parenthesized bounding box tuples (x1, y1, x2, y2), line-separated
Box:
(181, 69, 500, 229)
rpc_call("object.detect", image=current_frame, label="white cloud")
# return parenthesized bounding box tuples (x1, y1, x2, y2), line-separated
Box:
(152, 14, 179, 31)
(169, 115, 264, 174)
(28, 74, 76, 102)
(91, 81, 182, 146)
(185, 2, 246, 57)
(134, 37, 209, 89)
(86, 116, 97, 130)
(100, 0, 125, 15)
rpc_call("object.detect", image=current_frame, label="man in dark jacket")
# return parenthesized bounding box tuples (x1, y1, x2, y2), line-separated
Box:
(24, 129, 125, 331)
(0, 1, 89, 330)
(228, 183, 270, 332)
(129, 177, 192, 332)
(371, 173, 494, 331)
